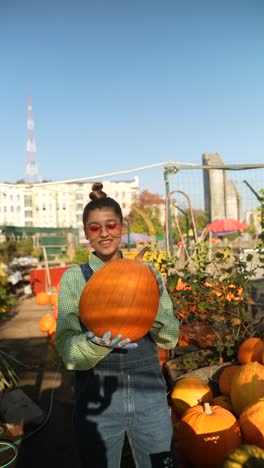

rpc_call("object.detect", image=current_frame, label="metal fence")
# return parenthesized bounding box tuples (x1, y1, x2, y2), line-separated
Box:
(167, 166, 263, 219)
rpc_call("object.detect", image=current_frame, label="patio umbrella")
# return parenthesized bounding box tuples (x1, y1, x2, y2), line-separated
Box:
(206, 218, 248, 235)
(121, 233, 152, 244)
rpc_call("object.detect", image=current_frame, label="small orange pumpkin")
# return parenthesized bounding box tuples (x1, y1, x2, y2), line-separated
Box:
(79, 258, 160, 342)
(218, 364, 240, 396)
(157, 348, 168, 367)
(39, 314, 56, 333)
(47, 318, 56, 336)
(239, 397, 264, 449)
(36, 291, 50, 305)
(178, 403, 242, 468)
(52, 308, 58, 320)
(49, 293, 58, 308)
(212, 396, 234, 413)
(230, 361, 264, 416)
(237, 337, 264, 364)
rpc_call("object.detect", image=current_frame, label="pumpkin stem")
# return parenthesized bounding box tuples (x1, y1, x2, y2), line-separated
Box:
(135, 245, 151, 261)
(203, 402, 213, 415)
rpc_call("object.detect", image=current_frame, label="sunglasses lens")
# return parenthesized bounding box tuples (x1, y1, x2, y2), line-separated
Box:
(87, 225, 101, 238)
(106, 223, 122, 236)
(86, 222, 122, 239)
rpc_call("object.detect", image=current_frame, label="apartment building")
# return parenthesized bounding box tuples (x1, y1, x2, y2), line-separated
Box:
(0, 177, 139, 236)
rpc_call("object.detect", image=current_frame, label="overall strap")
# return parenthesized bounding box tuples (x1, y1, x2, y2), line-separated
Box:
(79, 263, 94, 333)
(80, 262, 94, 282)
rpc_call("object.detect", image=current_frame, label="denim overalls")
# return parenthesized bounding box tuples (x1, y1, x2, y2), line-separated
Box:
(74, 263, 177, 468)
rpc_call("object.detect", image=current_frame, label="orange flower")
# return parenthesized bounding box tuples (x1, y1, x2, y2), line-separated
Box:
(175, 278, 191, 291)
(205, 280, 214, 288)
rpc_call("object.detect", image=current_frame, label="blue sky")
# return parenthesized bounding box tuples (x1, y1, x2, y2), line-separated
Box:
(0, 0, 263, 201)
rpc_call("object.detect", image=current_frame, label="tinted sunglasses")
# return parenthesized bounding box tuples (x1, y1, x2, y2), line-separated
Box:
(86, 221, 122, 240)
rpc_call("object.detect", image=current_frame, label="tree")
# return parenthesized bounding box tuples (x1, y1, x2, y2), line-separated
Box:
(137, 190, 164, 207)
(128, 190, 165, 238)
(172, 209, 208, 241)
(72, 245, 90, 265)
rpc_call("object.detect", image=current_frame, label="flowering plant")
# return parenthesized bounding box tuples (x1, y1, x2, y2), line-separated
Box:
(143, 249, 176, 278)
(144, 242, 264, 361)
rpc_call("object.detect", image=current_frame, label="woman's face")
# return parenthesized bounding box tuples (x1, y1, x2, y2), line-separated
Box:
(84, 207, 123, 262)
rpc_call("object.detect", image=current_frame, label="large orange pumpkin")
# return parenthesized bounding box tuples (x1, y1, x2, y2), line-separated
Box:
(218, 364, 240, 396)
(178, 403, 242, 468)
(171, 376, 213, 417)
(239, 397, 264, 449)
(79, 258, 160, 342)
(230, 361, 264, 416)
(237, 337, 264, 364)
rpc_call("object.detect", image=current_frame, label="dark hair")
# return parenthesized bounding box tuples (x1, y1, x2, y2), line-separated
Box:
(83, 182, 123, 226)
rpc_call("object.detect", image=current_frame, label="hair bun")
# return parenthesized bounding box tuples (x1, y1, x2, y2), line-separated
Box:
(89, 182, 107, 200)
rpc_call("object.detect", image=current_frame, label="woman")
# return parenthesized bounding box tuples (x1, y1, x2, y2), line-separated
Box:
(55, 182, 179, 468)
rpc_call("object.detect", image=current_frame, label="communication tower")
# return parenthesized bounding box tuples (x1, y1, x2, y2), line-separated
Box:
(25, 96, 39, 183)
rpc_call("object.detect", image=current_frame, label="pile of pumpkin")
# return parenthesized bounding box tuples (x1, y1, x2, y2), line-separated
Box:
(170, 336, 264, 467)
(36, 287, 59, 341)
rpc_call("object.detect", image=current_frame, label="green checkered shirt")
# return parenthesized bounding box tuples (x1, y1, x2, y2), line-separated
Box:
(55, 253, 179, 370)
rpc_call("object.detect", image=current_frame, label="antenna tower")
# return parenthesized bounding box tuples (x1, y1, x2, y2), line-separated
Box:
(25, 96, 39, 183)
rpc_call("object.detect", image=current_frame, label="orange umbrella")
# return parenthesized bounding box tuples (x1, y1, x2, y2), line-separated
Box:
(206, 218, 248, 235)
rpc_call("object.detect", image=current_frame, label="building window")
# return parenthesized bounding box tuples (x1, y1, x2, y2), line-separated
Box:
(24, 195, 32, 207)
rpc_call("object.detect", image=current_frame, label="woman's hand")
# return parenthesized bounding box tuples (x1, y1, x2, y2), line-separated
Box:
(85, 330, 138, 349)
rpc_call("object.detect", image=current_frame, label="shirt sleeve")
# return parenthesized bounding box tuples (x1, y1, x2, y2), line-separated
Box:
(149, 272, 179, 349)
(55, 267, 112, 370)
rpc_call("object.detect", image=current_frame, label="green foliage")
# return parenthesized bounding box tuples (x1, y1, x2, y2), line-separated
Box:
(148, 241, 264, 361)
(0, 268, 15, 315)
(72, 244, 91, 265)
(0, 238, 33, 263)
(129, 207, 164, 238)
(0, 241, 18, 264)
(16, 238, 33, 256)
(172, 210, 208, 242)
